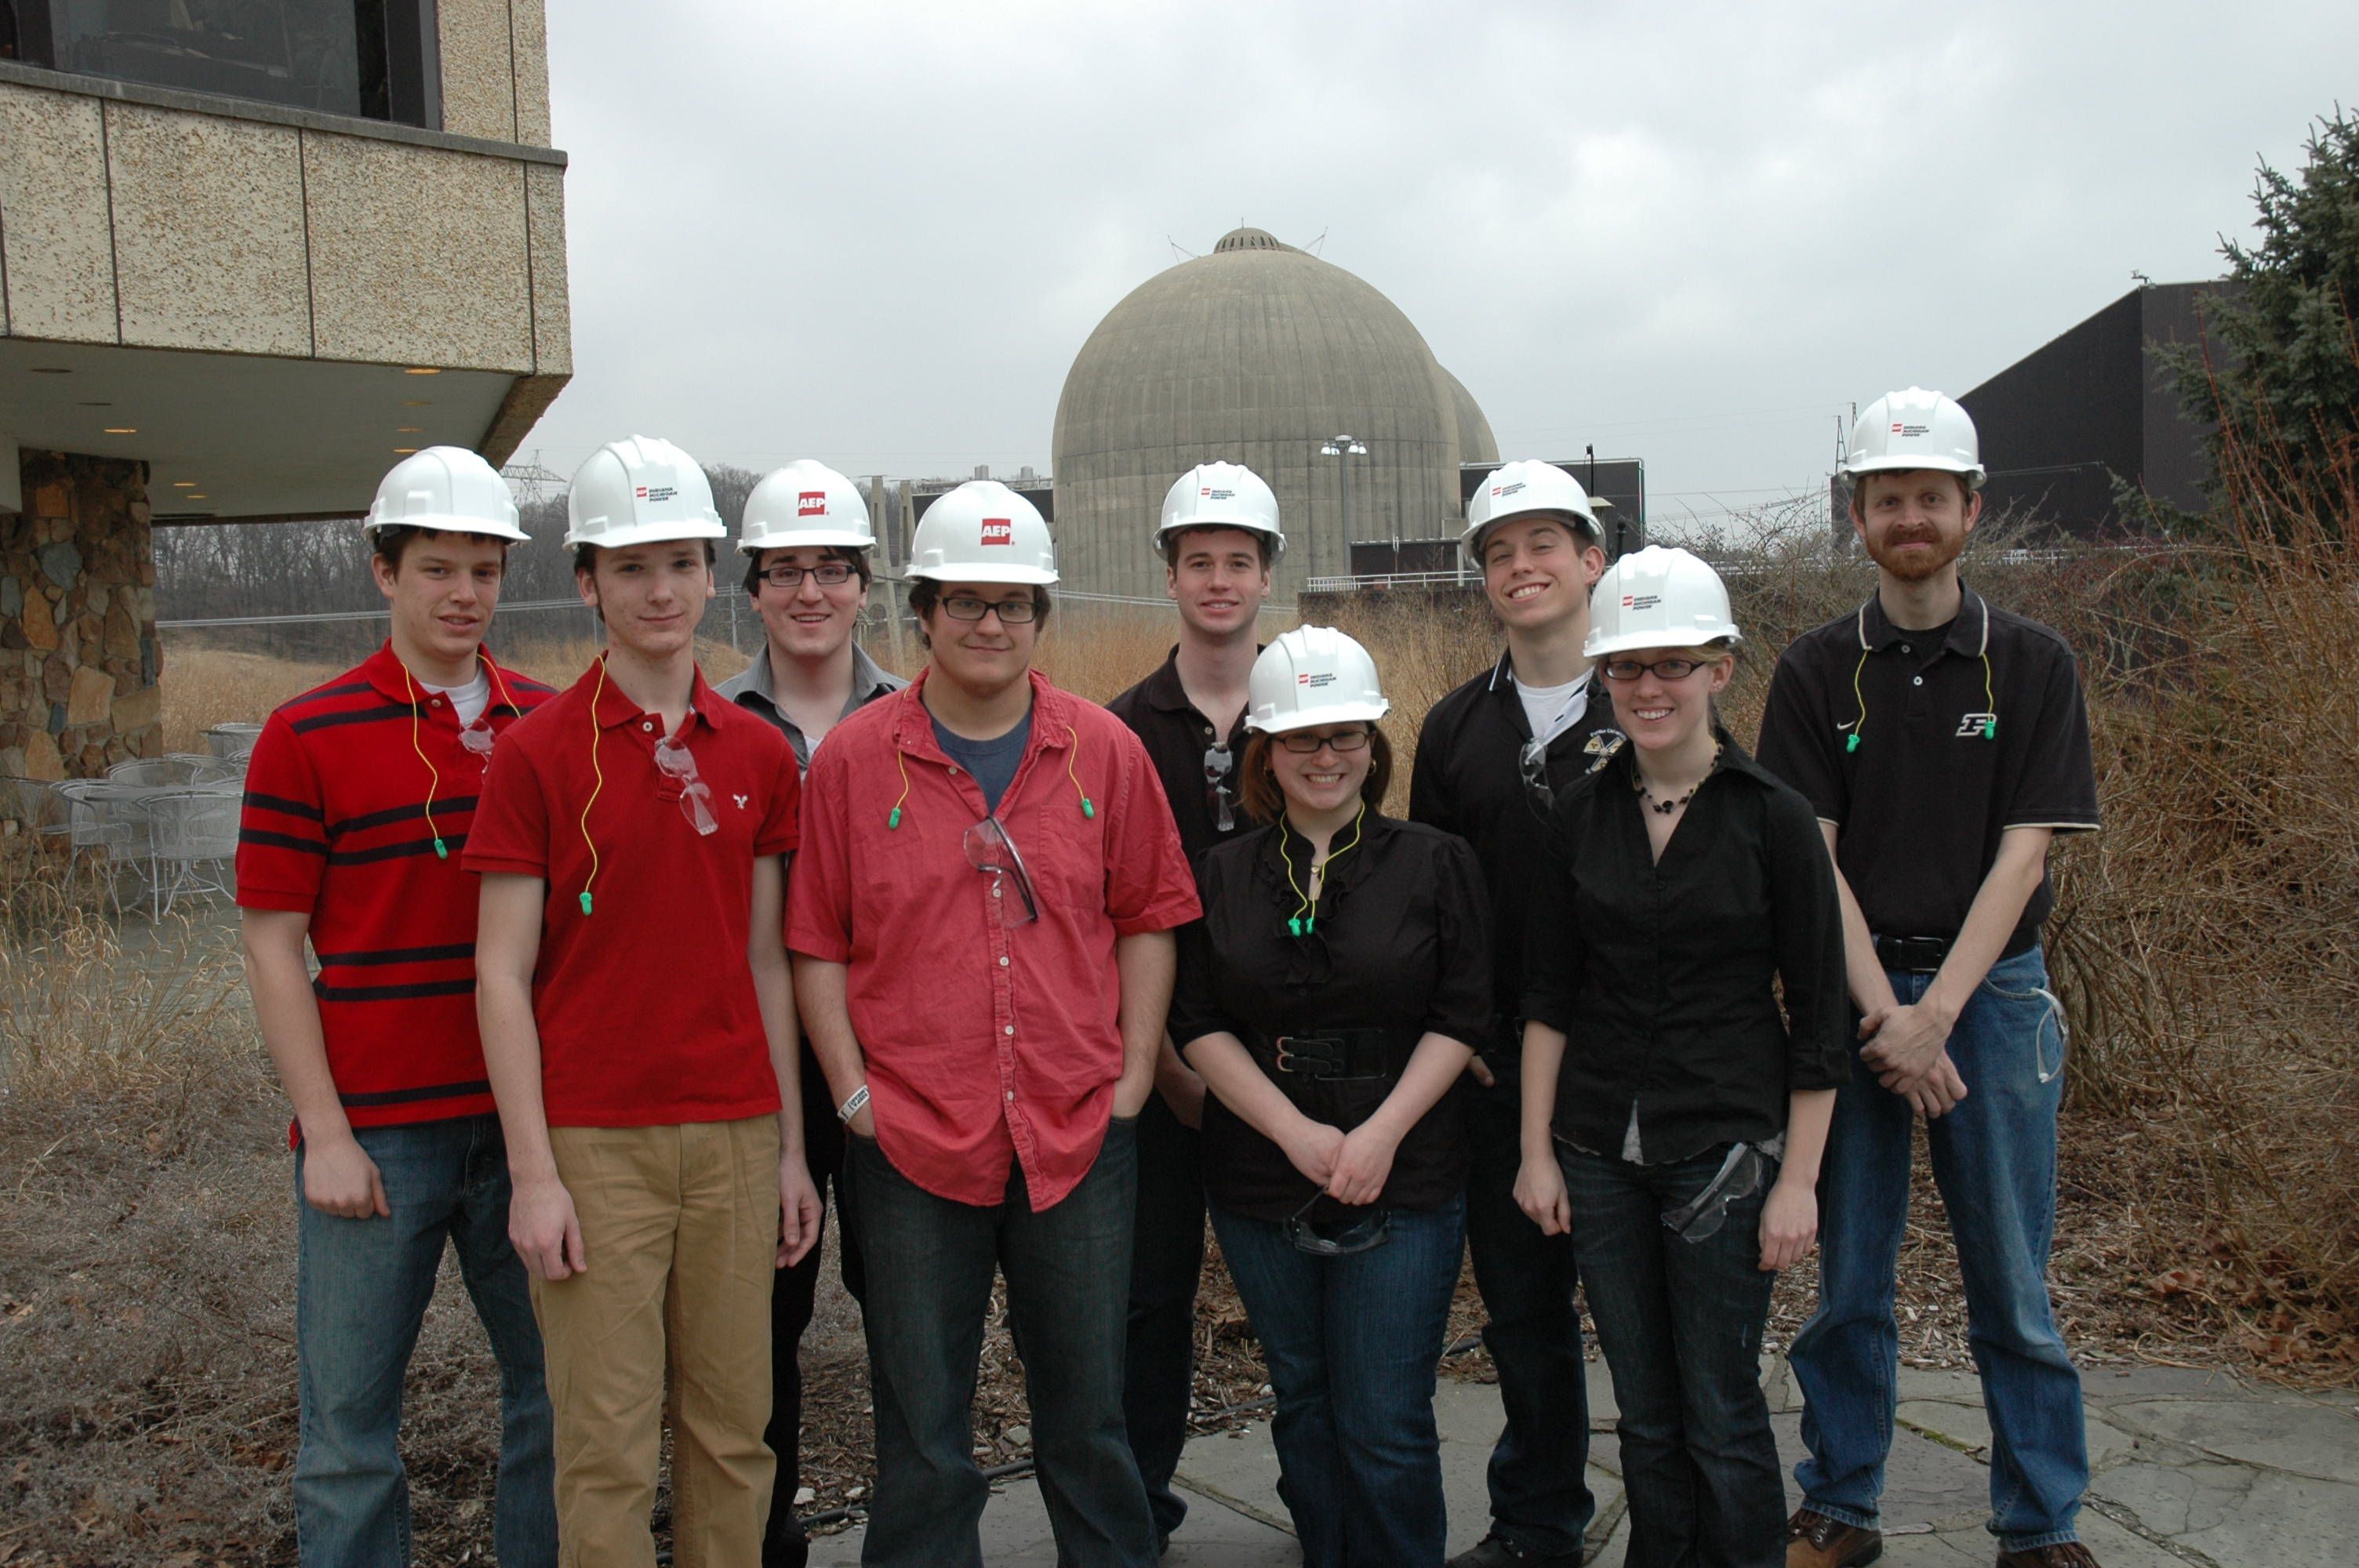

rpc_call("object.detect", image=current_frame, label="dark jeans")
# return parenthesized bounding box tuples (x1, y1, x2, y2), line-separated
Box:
(293, 1115, 554, 1568)
(1464, 1059, 1595, 1557)
(765, 1053, 868, 1555)
(1211, 1195, 1467, 1568)
(1559, 1145, 1782, 1568)
(1125, 1091, 1205, 1544)
(845, 1117, 1152, 1568)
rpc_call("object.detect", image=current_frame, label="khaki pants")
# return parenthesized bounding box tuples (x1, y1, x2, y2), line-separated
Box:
(535, 1118, 781, 1568)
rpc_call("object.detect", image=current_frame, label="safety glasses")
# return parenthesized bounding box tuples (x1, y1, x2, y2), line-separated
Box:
(1518, 737, 1554, 817)
(1204, 741, 1237, 832)
(1661, 1142, 1771, 1242)
(459, 724, 496, 764)
(1274, 728, 1371, 755)
(652, 735, 719, 836)
(963, 814, 1040, 925)
(1286, 1191, 1391, 1256)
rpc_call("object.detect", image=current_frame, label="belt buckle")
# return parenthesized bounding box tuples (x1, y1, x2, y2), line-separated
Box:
(1272, 1035, 1339, 1078)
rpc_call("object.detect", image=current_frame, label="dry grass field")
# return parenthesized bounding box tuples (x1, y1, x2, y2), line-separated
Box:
(5, 516, 2356, 1563)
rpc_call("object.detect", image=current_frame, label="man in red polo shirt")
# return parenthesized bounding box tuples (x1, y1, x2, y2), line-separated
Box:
(238, 446, 558, 1567)
(467, 436, 820, 1568)
(789, 481, 1199, 1568)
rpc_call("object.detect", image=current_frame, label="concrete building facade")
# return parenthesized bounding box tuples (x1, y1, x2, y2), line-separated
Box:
(1052, 227, 1495, 601)
(2, 0, 569, 780)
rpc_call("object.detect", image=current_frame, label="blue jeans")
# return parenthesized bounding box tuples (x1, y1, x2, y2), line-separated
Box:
(1464, 1056, 1594, 1557)
(1790, 944, 2086, 1552)
(844, 1117, 1151, 1568)
(1125, 1091, 1205, 1544)
(294, 1115, 555, 1568)
(1559, 1145, 1782, 1568)
(1211, 1195, 1467, 1568)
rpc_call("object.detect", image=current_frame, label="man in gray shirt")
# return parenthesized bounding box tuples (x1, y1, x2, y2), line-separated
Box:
(714, 459, 904, 1568)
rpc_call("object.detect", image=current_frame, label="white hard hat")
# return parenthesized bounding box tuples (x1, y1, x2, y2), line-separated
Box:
(364, 446, 528, 542)
(1584, 546, 1742, 659)
(1157, 461, 1285, 557)
(563, 436, 727, 550)
(1844, 387, 1986, 490)
(739, 459, 874, 555)
(907, 481, 1057, 585)
(1463, 459, 1601, 561)
(1246, 626, 1391, 735)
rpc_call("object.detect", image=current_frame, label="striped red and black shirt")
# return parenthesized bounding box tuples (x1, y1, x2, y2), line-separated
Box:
(237, 641, 556, 1142)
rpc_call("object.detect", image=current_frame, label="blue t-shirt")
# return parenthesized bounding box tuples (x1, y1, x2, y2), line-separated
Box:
(933, 709, 1032, 814)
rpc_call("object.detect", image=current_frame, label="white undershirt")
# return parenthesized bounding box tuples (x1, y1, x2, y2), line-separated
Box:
(420, 669, 491, 727)
(1517, 671, 1590, 748)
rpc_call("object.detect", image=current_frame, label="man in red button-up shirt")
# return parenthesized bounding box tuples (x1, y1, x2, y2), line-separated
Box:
(788, 481, 1198, 1568)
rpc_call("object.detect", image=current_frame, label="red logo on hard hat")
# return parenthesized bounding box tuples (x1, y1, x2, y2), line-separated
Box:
(635, 485, 649, 499)
(1623, 595, 1634, 607)
(797, 490, 827, 517)
(1298, 673, 1311, 684)
(1892, 423, 1904, 434)
(980, 520, 1013, 546)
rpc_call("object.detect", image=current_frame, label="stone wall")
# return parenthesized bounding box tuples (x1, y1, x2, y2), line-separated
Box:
(1, 451, 163, 780)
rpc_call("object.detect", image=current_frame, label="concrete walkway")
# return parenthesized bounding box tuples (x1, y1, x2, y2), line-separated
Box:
(809, 1359, 2359, 1566)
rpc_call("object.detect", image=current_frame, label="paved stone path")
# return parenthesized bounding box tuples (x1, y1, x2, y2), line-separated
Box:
(809, 1358, 2359, 1565)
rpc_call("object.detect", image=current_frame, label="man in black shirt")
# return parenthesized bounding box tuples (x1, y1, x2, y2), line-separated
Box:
(1409, 459, 1613, 1568)
(1105, 459, 1282, 1553)
(1756, 390, 2103, 1568)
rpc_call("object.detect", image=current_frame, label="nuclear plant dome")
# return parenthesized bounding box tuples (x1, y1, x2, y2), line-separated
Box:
(1052, 227, 1492, 598)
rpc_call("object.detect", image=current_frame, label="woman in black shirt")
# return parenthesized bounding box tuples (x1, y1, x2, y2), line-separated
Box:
(1170, 627, 1491, 1568)
(1514, 548, 1847, 1568)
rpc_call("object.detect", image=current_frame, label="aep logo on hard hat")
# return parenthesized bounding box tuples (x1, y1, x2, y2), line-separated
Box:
(636, 486, 648, 499)
(1623, 593, 1661, 612)
(797, 491, 828, 517)
(980, 519, 1014, 546)
(1894, 422, 1929, 438)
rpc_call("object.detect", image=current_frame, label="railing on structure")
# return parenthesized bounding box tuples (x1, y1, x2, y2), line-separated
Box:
(1302, 571, 1478, 594)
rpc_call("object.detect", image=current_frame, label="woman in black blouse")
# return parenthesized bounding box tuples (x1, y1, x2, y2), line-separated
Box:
(1513, 548, 1847, 1568)
(1169, 626, 1490, 1568)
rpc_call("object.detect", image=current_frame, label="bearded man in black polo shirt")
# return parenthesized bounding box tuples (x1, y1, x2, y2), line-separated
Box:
(1756, 390, 2103, 1568)
(1105, 459, 1281, 1553)
(1409, 460, 1614, 1568)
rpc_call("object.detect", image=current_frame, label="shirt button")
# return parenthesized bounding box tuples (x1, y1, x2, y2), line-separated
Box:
(1912, 675, 1924, 687)
(1004, 1025, 1015, 1036)
(1005, 1090, 1015, 1101)
(992, 885, 1003, 898)
(948, 765, 961, 775)
(1901, 643, 1912, 654)
(642, 720, 654, 732)
(431, 697, 444, 706)
(998, 955, 1009, 967)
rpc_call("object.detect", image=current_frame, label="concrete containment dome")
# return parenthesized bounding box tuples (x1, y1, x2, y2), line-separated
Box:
(1052, 227, 1491, 598)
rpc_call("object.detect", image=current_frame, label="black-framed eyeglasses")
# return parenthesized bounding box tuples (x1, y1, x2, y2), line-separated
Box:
(758, 561, 855, 589)
(1285, 1191, 1392, 1256)
(1204, 742, 1236, 832)
(962, 814, 1040, 924)
(1274, 728, 1372, 755)
(1518, 736, 1554, 817)
(1601, 656, 1716, 682)
(1662, 1142, 1770, 1242)
(941, 594, 1038, 624)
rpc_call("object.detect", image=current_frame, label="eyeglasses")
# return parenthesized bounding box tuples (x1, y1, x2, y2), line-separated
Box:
(1274, 728, 1372, 755)
(1601, 656, 1716, 682)
(962, 814, 1039, 924)
(1661, 1142, 1771, 1242)
(652, 735, 719, 836)
(1286, 1191, 1392, 1256)
(1204, 742, 1236, 832)
(1518, 737, 1554, 817)
(758, 561, 855, 589)
(459, 723, 496, 764)
(940, 594, 1038, 624)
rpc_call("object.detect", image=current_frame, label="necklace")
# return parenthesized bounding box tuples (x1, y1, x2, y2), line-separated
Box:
(1634, 741, 1721, 816)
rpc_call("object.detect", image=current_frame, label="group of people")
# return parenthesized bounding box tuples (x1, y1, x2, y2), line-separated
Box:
(238, 384, 2102, 1568)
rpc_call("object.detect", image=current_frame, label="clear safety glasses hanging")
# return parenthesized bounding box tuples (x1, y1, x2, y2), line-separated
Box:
(652, 735, 719, 836)
(1661, 1141, 1777, 1242)
(459, 724, 496, 764)
(1286, 1191, 1392, 1256)
(1518, 737, 1554, 818)
(1204, 741, 1237, 832)
(963, 815, 1040, 925)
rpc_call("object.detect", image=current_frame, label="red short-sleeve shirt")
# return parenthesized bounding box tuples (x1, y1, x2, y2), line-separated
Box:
(237, 642, 557, 1142)
(787, 669, 1201, 1210)
(464, 658, 799, 1127)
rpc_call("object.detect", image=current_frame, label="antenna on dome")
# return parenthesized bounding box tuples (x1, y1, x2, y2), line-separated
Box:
(1169, 235, 1199, 262)
(1307, 230, 1329, 256)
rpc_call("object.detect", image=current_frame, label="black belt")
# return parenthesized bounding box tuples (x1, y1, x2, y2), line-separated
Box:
(1874, 931, 2038, 974)
(1248, 1026, 1419, 1082)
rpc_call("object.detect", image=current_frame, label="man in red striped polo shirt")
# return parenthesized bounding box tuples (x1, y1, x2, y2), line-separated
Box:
(238, 447, 559, 1568)
(469, 437, 820, 1568)
(789, 482, 1200, 1568)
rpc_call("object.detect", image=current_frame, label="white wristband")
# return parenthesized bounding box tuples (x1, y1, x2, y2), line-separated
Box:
(836, 1084, 871, 1124)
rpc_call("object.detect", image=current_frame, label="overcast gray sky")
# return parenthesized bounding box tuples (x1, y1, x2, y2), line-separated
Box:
(523, 0, 2357, 531)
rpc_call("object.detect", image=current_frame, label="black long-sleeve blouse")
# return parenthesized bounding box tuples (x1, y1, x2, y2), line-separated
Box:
(1170, 811, 1492, 1221)
(1521, 732, 1848, 1164)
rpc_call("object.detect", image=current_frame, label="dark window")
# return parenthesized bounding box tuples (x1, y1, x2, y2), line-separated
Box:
(16, 2, 442, 129)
